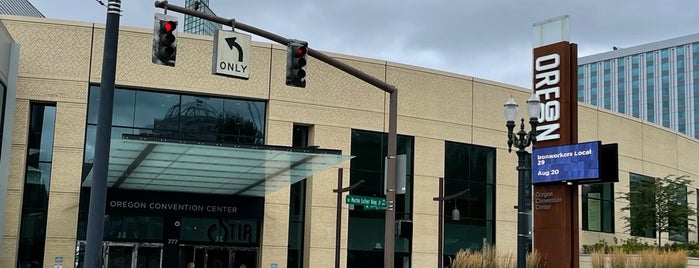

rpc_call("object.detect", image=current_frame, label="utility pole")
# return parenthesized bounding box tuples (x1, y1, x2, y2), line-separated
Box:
(153, 1, 399, 267)
(84, 1, 121, 267)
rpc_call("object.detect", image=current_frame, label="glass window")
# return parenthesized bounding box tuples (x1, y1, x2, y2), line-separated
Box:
(82, 126, 134, 164)
(87, 86, 136, 127)
(629, 173, 656, 238)
(348, 129, 414, 268)
(669, 183, 689, 242)
(287, 124, 309, 268)
(134, 90, 180, 134)
(84, 86, 267, 165)
(582, 183, 614, 233)
(221, 99, 266, 144)
(103, 215, 163, 241)
(18, 103, 56, 268)
(443, 141, 495, 254)
(179, 95, 223, 141)
(578, 66, 585, 103)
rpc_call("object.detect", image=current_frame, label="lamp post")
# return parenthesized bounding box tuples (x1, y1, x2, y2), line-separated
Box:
(504, 94, 540, 268)
(433, 177, 470, 268)
(333, 168, 364, 268)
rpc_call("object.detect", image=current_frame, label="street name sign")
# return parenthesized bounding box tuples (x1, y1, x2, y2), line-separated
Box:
(213, 30, 251, 79)
(346, 195, 387, 210)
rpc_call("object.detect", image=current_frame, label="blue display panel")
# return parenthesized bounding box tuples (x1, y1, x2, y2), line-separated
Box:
(531, 141, 600, 184)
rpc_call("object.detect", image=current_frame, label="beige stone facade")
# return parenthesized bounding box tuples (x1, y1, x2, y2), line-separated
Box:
(0, 15, 698, 268)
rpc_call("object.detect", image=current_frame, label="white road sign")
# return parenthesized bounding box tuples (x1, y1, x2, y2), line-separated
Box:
(213, 30, 251, 79)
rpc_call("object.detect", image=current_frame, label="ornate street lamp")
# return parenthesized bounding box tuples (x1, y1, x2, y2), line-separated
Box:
(504, 93, 540, 268)
(433, 177, 469, 268)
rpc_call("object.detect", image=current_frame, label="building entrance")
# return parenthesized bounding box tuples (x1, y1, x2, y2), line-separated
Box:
(76, 241, 257, 268)
(75, 241, 163, 268)
(178, 245, 257, 268)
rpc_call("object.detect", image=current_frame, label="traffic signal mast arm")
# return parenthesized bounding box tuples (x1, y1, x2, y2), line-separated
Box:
(153, 0, 396, 94)
(153, 2, 399, 267)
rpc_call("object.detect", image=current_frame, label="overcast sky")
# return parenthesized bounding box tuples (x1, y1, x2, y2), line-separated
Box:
(29, 0, 699, 88)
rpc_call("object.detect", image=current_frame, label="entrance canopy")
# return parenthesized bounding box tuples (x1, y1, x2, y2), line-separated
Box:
(83, 134, 353, 196)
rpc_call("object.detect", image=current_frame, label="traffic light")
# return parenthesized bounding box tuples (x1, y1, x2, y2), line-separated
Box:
(286, 40, 308, 88)
(152, 13, 178, 67)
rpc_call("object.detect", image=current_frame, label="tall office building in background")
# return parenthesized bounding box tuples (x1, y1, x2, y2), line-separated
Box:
(0, 0, 44, 17)
(578, 34, 699, 139)
(184, 0, 221, 36)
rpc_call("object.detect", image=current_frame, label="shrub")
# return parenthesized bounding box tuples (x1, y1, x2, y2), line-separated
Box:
(609, 248, 627, 268)
(591, 249, 605, 268)
(526, 250, 542, 268)
(452, 245, 516, 268)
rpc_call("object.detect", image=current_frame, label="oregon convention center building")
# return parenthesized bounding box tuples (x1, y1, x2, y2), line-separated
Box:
(0, 15, 698, 268)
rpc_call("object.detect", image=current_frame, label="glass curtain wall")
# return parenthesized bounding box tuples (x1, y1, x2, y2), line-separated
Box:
(582, 183, 615, 233)
(443, 141, 496, 257)
(83, 86, 266, 165)
(661, 49, 671, 128)
(347, 129, 413, 268)
(676, 46, 687, 133)
(17, 103, 56, 268)
(646, 53, 656, 123)
(693, 43, 699, 139)
(617, 58, 626, 114)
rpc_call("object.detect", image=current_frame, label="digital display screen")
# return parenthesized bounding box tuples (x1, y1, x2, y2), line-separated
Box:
(531, 141, 600, 184)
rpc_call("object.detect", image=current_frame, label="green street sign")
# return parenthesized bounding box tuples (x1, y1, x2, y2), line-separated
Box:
(346, 195, 387, 209)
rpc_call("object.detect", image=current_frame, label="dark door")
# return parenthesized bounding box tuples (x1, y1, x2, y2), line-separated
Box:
(206, 248, 230, 268)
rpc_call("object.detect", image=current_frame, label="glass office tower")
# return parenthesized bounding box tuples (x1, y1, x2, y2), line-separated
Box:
(0, 0, 44, 17)
(578, 33, 699, 139)
(184, 0, 221, 36)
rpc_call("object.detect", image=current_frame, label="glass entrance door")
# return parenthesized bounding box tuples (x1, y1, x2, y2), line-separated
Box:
(206, 248, 230, 268)
(136, 244, 163, 268)
(177, 246, 257, 268)
(179, 246, 205, 268)
(75, 241, 163, 268)
(106, 243, 134, 268)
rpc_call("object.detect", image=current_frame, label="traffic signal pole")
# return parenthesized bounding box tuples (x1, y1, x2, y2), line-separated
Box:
(84, 1, 121, 267)
(153, 2, 399, 267)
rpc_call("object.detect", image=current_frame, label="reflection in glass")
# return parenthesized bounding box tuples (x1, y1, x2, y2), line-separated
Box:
(348, 129, 414, 266)
(222, 99, 265, 143)
(84, 87, 268, 164)
(136, 91, 180, 131)
(83, 126, 133, 164)
(206, 249, 229, 268)
(180, 96, 223, 141)
(113, 89, 136, 127)
(582, 183, 614, 233)
(137, 246, 162, 268)
(443, 141, 496, 253)
(18, 104, 56, 268)
(107, 246, 134, 268)
(103, 215, 163, 241)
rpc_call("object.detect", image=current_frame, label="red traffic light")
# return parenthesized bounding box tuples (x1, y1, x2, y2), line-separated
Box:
(295, 46, 307, 57)
(161, 21, 176, 33)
